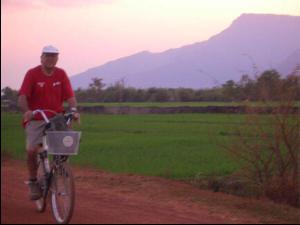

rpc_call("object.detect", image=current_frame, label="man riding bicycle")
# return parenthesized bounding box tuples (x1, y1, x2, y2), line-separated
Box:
(18, 45, 80, 200)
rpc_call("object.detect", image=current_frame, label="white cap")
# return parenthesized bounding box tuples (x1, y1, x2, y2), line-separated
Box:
(42, 45, 59, 54)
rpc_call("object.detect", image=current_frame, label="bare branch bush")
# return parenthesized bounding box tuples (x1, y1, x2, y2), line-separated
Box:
(224, 70, 300, 207)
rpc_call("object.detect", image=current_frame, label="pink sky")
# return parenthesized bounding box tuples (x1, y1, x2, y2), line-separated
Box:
(2, 0, 300, 89)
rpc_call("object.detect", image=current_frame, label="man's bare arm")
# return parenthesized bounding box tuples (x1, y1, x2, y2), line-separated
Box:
(18, 95, 30, 113)
(66, 96, 77, 109)
(18, 95, 33, 121)
(66, 96, 80, 123)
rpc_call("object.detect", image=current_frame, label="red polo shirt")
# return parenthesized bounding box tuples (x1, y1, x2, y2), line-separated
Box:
(19, 65, 75, 120)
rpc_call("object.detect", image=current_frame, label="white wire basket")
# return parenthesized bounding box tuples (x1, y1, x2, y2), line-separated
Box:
(43, 131, 81, 155)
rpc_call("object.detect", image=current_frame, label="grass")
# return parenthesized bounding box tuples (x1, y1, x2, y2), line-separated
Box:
(1, 112, 246, 179)
(77, 102, 241, 107)
(77, 101, 300, 107)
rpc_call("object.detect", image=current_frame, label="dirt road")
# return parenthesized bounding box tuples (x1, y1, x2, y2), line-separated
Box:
(2, 158, 298, 224)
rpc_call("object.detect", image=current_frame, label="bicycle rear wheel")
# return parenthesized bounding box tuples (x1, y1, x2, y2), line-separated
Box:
(51, 163, 75, 224)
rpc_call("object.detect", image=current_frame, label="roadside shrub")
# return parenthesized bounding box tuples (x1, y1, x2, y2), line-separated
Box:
(223, 71, 300, 207)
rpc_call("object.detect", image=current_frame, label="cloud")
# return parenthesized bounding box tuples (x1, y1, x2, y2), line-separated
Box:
(2, 0, 116, 10)
(45, 0, 117, 8)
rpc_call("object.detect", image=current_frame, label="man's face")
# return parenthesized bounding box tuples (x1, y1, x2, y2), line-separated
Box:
(41, 53, 59, 70)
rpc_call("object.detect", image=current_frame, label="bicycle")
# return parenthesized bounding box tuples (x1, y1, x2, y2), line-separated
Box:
(26, 109, 81, 224)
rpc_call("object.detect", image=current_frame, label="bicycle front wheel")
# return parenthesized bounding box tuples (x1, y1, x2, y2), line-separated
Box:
(51, 163, 75, 224)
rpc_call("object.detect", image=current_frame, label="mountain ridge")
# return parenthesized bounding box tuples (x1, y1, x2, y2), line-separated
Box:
(71, 13, 300, 89)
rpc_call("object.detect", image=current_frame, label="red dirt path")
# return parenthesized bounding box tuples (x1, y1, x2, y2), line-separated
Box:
(1, 158, 297, 224)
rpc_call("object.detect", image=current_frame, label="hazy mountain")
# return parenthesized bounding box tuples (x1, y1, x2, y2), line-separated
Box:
(71, 14, 300, 89)
(276, 49, 300, 75)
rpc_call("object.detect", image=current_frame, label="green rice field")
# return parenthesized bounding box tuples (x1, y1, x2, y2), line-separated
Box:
(78, 101, 300, 107)
(2, 112, 247, 179)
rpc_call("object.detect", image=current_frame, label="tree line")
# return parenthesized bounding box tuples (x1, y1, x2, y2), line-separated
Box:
(2, 69, 299, 104)
(75, 69, 300, 102)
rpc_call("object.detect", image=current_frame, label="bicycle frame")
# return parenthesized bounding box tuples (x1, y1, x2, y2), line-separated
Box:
(37, 151, 52, 199)
(31, 109, 77, 224)
(38, 152, 70, 194)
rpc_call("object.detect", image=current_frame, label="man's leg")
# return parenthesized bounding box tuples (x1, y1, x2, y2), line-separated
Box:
(25, 121, 44, 200)
(26, 146, 42, 200)
(27, 146, 40, 180)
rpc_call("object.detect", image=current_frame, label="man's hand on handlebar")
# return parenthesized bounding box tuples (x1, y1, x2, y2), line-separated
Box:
(73, 112, 80, 122)
(72, 111, 81, 125)
(70, 107, 80, 125)
(24, 110, 34, 122)
(66, 110, 80, 128)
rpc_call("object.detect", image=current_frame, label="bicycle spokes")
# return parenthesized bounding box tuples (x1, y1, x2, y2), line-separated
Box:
(51, 165, 75, 224)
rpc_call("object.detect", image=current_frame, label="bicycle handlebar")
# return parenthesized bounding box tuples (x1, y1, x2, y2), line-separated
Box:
(32, 109, 52, 124)
(64, 112, 74, 126)
(32, 109, 74, 126)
